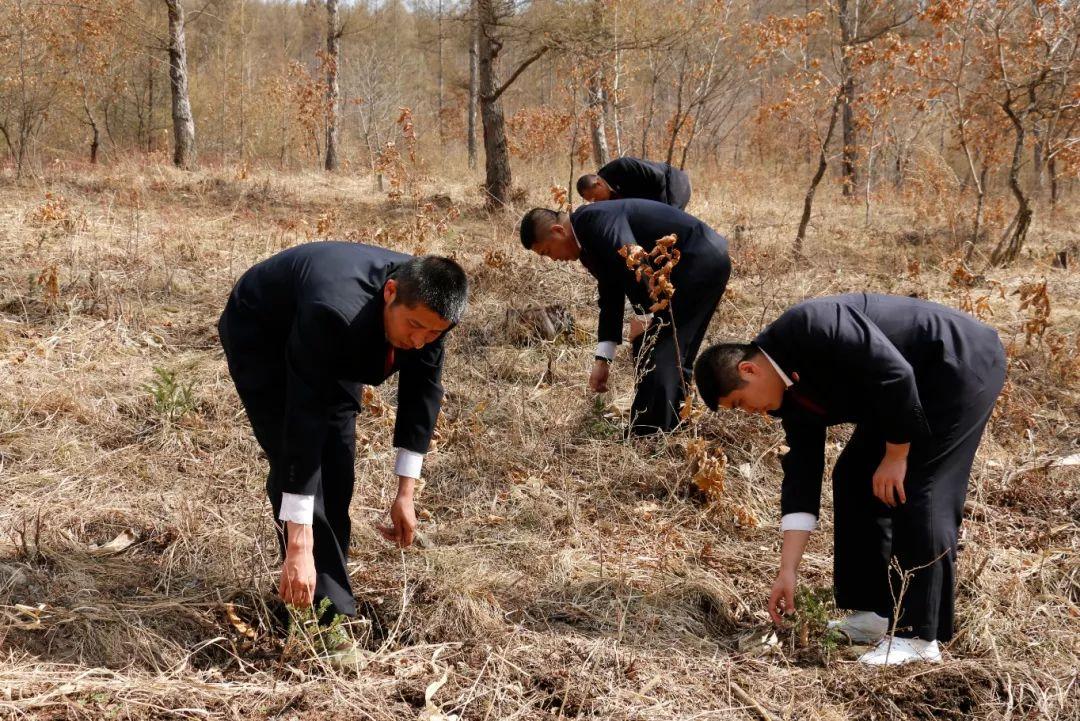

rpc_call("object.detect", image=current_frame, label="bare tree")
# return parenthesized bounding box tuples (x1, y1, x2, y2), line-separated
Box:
(476, 0, 514, 206)
(587, 68, 610, 166)
(436, 0, 445, 145)
(0, 0, 68, 178)
(837, 0, 856, 197)
(795, 89, 843, 258)
(324, 0, 340, 171)
(586, 0, 609, 166)
(475, 0, 549, 207)
(164, 0, 195, 169)
(467, 3, 479, 169)
(988, 1, 1078, 265)
(834, 1, 914, 197)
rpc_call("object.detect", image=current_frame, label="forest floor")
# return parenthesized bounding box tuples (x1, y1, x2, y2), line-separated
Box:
(0, 159, 1077, 720)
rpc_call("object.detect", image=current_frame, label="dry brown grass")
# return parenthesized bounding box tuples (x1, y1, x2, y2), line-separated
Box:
(0, 156, 1077, 719)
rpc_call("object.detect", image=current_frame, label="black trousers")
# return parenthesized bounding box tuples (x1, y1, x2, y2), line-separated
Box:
(629, 265, 728, 435)
(831, 351, 1006, 642)
(218, 307, 358, 618)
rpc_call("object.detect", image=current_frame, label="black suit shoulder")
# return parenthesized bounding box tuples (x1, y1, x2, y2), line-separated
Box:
(231, 241, 410, 326)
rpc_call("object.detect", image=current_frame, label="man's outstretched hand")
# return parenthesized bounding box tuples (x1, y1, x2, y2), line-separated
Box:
(281, 521, 316, 607)
(768, 569, 797, 625)
(378, 476, 417, 548)
(589, 358, 611, 393)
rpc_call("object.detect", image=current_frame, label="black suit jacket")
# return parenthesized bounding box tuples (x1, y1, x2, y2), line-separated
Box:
(756, 293, 1004, 517)
(570, 199, 730, 345)
(223, 241, 445, 496)
(597, 157, 692, 210)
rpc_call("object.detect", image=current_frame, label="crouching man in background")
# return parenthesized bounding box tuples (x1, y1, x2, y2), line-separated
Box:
(576, 155, 692, 210)
(520, 199, 730, 435)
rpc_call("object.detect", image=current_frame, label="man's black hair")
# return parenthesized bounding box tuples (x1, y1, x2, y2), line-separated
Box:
(576, 173, 602, 197)
(694, 343, 760, 411)
(519, 207, 561, 249)
(390, 255, 468, 324)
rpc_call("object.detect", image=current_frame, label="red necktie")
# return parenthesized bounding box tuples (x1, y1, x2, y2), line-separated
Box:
(788, 388, 826, 416)
(384, 345, 395, 376)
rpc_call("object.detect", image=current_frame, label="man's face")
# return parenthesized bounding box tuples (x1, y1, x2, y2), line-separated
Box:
(581, 179, 613, 203)
(715, 360, 786, 414)
(382, 280, 452, 350)
(530, 222, 581, 262)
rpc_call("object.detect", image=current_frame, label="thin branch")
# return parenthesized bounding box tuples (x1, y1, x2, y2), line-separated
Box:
(485, 45, 548, 103)
(851, 13, 914, 46)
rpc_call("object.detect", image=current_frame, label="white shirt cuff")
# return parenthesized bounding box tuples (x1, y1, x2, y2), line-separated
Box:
(780, 512, 818, 532)
(394, 448, 424, 479)
(595, 341, 617, 361)
(279, 492, 315, 525)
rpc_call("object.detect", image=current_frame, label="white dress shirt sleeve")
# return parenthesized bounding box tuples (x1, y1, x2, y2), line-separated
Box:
(780, 512, 818, 532)
(279, 449, 424, 526)
(394, 447, 424, 479)
(595, 341, 617, 361)
(279, 493, 315, 525)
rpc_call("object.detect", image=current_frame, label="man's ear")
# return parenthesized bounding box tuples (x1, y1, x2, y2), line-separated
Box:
(383, 278, 397, 304)
(737, 360, 758, 378)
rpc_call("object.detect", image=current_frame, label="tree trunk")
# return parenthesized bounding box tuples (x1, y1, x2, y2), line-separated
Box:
(467, 2, 478, 169)
(586, 0, 609, 167)
(14, 0, 31, 179)
(1029, 85, 1044, 196)
(278, 11, 289, 168)
(83, 96, 100, 164)
(164, 0, 196, 169)
(679, 93, 714, 170)
(238, 0, 247, 159)
(795, 92, 842, 258)
(640, 54, 658, 157)
(840, 71, 856, 196)
(1048, 153, 1059, 207)
(838, 0, 857, 197)
(567, 90, 581, 211)
(611, 2, 623, 156)
(991, 105, 1033, 266)
(966, 164, 987, 262)
(436, 0, 445, 145)
(588, 70, 609, 167)
(477, 0, 512, 208)
(324, 0, 340, 171)
(665, 51, 689, 165)
(143, 56, 154, 153)
(219, 38, 227, 160)
(1033, 136, 1045, 194)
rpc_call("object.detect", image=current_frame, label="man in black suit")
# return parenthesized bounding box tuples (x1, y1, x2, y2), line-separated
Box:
(577, 156, 692, 210)
(694, 293, 1006, 665)
(520, 199, 730, 434)
(218, 242, 467, 636)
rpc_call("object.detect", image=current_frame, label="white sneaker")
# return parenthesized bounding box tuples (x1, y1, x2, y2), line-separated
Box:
(827, 611, 889, 644)
(858, 636, 942, 665)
